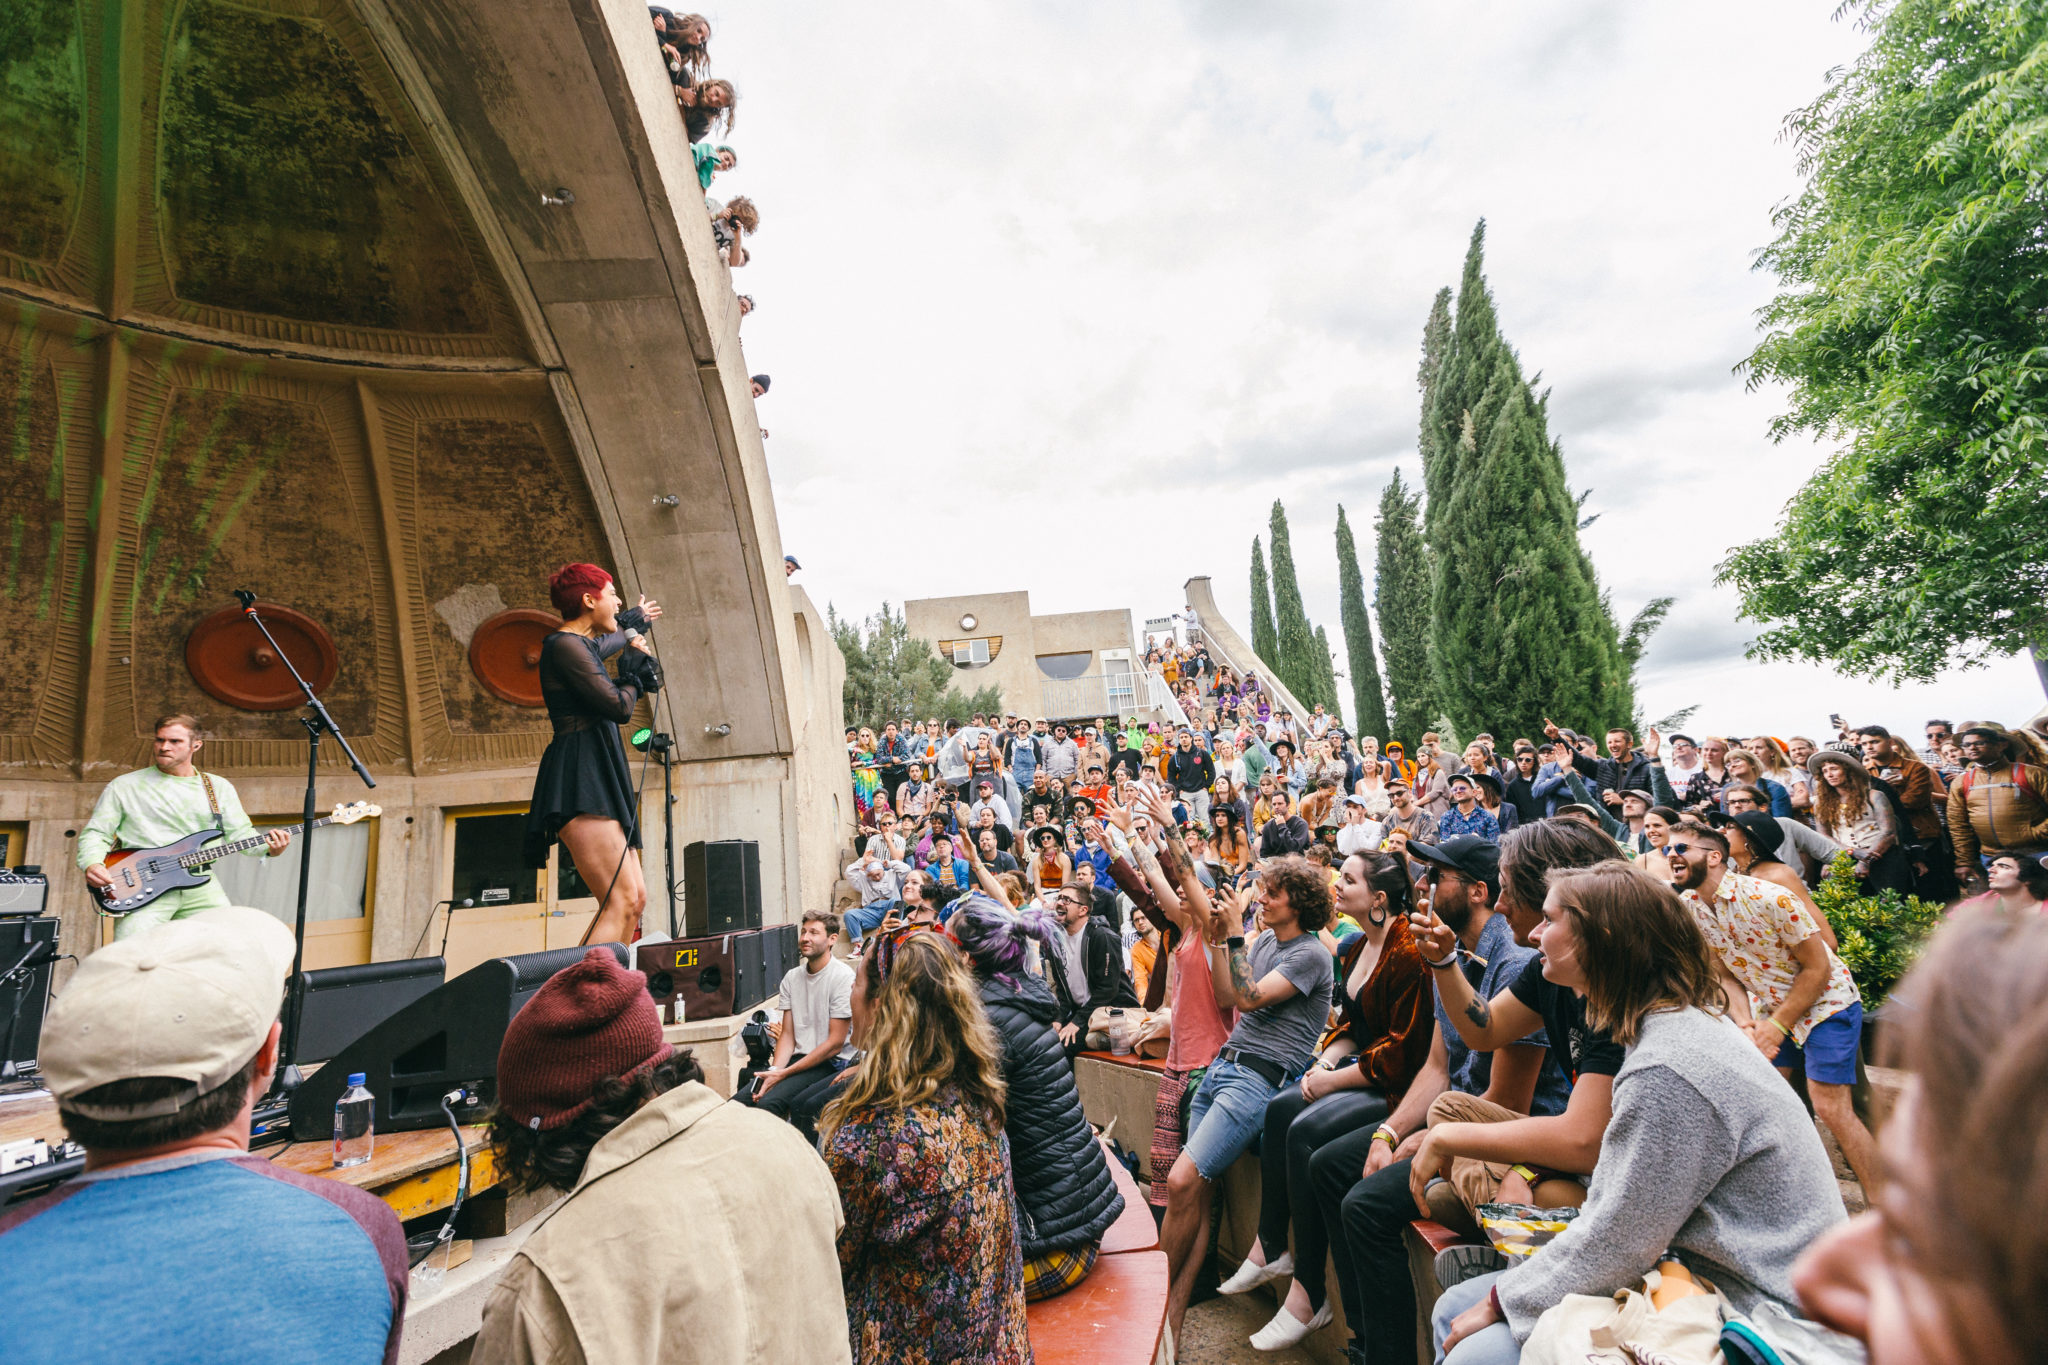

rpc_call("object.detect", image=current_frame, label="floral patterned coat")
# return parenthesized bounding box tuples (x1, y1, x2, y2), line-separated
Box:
(823, 1087, 1033, 1364)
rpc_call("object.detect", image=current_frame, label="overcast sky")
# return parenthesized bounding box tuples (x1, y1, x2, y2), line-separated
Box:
(708, 1, 2043, 738)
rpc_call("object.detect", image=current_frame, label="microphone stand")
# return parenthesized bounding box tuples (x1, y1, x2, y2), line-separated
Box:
(234, 590, 376, 1096)
(649, 733, 679, 938)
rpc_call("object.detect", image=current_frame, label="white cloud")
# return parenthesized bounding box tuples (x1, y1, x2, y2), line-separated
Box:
(706, 2, 2044, 736)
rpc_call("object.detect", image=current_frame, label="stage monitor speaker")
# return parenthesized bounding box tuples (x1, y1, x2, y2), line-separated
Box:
(287, 942, 628, 1141)
(292, 957, 446, 1066)
(0, 917, 56, 1073)
(637, 923, 795, 1022)
(683, 840, 762, 936)
(0, 871, 48, 918)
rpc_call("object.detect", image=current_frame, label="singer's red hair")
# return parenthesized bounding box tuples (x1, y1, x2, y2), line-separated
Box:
(549, 563, 613, 620)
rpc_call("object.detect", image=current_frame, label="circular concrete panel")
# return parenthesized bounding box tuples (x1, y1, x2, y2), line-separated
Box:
(468, 608, 560, 707)
(185, 603, 340, 710)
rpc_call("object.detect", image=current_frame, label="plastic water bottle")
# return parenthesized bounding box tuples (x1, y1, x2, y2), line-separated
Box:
(1107, 1008, 1132, 1056)
(333, 1073, 374, 1169)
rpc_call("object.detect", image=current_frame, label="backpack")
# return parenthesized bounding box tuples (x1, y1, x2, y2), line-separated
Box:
(1950, 763, 2038, 803)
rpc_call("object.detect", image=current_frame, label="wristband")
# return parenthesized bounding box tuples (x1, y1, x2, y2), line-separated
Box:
(1423, 949, 1458, 970)
(1227, 935, 1245, 950)
(1371, 1124, 1398, 1147)
(1767, 1017, 1791, 1038)
(1509, 1163, 1538, 1183)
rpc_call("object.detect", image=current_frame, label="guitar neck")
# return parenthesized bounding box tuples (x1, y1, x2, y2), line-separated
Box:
(180, 820, 322, 868)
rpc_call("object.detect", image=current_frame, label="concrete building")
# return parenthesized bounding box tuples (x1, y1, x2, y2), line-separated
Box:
(0, 0, 849, 981)
(903, 592, 1148, 723)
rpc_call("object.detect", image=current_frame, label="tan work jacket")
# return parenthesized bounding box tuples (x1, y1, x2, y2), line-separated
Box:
(474, 1081, 851, 1364)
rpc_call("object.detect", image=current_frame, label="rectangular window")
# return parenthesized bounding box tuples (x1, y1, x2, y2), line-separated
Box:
(0, 823, 26, 870)
(953, 638, 990, 665)
(451, 811, 541, 907)
(439, 804, 601, 976)
(210, 815, 378, 970)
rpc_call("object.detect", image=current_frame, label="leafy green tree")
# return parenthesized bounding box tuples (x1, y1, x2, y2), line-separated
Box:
(1416, 286, 1456, 524)
(1374, 468, 1434, 746)
(829, 603, 1003, 734)
(1336, 505, 1391, 739)
(1422, 225, 1631, 740)
(1724, 0, 2048, 683)
(1267, 501, 1321, 703)
(1249, 536, 1279, 668)
(1312, 626, 1342, 723)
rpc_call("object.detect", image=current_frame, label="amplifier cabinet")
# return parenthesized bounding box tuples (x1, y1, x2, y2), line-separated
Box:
(682, 840, 762, 936)
(0, 872, 49, 918)
(637, 923, 796, 1022)
(0, 917, 56, 1071)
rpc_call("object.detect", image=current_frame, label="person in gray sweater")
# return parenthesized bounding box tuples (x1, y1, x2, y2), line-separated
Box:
(1431, 862, 1846, 1362)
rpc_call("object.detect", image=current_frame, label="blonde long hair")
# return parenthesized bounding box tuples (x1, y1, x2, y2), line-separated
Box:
(818, 932, 1006, 1145)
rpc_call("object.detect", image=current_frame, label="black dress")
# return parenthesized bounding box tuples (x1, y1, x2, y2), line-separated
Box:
(523, 631, 659, 867)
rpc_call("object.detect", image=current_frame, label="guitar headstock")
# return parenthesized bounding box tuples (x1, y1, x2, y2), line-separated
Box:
(328, 801, 382, 825)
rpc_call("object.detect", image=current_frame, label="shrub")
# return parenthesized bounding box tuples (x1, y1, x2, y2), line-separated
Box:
(1811, 853, 1944, 1008)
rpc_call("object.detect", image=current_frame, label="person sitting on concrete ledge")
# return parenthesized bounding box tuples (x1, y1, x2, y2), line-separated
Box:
(477, 947, 848, 1364)
(1430, 864, 1845, 1363)
(3, 907, 408, 1365)
(949, 895, 1125, 1300)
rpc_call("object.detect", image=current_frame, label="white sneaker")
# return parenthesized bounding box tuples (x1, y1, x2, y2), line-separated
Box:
(1217, 1250, 1293, 1295)
(1249, 1300, 1332, 1351)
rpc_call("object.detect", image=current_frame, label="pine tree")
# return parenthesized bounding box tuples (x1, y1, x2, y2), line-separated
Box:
(1421, 224, 1631, 742)
(1267, 501, 1320, 704)
(1374, 469, 1434, 746)
(1249, 537, 1279, 668)
(1416, 285, 1455, 517)
(1313, 626, 1342, 723)
(1335, 505, 1391, 740)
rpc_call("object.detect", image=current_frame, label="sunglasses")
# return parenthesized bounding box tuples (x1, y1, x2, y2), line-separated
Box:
(1661, 842, 1714, 857)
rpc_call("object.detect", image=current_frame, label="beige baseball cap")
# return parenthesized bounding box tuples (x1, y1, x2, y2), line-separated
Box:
(42, 906, 295, 1120)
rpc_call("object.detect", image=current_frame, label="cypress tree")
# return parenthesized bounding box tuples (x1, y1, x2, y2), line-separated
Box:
(1416, 286, 1455, 517)
(1312, 626, 1342, 723)
(1267, 501, 1320, 704)
(1374, 469, 1434, 746)
(1423, 225, 1629, 741)
(1249, 537, 1279, 670)
(1335, 505, 1391, 739)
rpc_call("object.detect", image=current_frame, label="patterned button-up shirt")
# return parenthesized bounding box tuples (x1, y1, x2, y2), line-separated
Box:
(1682, 872, 1859, 1044)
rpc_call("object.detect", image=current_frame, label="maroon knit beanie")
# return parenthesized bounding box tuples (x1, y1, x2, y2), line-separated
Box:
(497, 948, 673, 1131)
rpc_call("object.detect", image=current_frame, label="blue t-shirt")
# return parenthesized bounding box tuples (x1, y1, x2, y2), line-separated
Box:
(1435, 912, 1570, 1116)
(0, 1149, 407, 1364)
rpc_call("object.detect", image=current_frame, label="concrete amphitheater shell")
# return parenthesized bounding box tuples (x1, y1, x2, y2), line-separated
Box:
(0, 0, 848, 973)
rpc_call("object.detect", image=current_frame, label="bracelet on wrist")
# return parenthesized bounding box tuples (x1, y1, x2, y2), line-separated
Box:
(1423, 949, 1458, 970)
(1767, 1016, 1791, 1038)
(1371, 1124, 1398, 1147)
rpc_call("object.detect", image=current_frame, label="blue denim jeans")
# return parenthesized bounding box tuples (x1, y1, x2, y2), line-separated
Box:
(1182, 1056, 1295, 1181)
(1433, 1269, 1520, 1364)
(843, 900, 897, 943)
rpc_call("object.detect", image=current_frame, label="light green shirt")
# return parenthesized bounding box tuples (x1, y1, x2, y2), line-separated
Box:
(77, 766, 264, 869)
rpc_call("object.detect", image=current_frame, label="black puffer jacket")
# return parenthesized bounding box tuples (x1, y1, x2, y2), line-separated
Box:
(978, 972, 1125, 1257)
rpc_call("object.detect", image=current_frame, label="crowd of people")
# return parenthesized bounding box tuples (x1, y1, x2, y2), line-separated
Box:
(818, 631, 2048, 1361)
(648, 10, 764, 352)
(13, 622, 2048, 1364)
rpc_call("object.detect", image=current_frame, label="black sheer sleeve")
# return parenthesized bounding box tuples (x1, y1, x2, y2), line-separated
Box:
(542, 633, 642, 722)
(591, 606, 649, 661)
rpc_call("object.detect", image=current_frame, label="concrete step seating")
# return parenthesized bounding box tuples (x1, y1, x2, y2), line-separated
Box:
(1027, 1153, 1169, 1365)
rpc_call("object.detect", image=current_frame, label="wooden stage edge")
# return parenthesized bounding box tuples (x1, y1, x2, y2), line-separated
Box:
(0, 1092, 501, 1223)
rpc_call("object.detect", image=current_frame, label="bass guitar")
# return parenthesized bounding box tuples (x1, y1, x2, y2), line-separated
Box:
(95, 802, 380, 915)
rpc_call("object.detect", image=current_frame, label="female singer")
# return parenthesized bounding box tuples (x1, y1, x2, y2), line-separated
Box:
(525, 563, 664, 947)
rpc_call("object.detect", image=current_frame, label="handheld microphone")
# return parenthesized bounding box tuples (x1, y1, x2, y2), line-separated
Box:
(1, 939, 55, 977)
(623, 628, 663, 688)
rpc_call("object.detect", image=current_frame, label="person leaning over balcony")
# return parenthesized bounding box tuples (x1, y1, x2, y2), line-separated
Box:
(1430, 865, 1845, 1363)
(649, 9, 711, 83)
(676, 77, 736, 143)
(707, 193, 756, 268)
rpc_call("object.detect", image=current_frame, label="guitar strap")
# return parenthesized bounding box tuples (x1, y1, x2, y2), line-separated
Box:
(200, 771, 224, 833)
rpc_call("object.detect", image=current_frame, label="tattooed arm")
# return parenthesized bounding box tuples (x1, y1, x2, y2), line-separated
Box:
(1205, 884, 1301, 1013)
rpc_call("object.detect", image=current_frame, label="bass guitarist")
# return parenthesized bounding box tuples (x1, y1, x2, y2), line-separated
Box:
(79, 713, 289, 939)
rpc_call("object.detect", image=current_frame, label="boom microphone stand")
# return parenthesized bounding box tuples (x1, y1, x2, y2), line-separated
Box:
(233, 590, 376, 1093)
